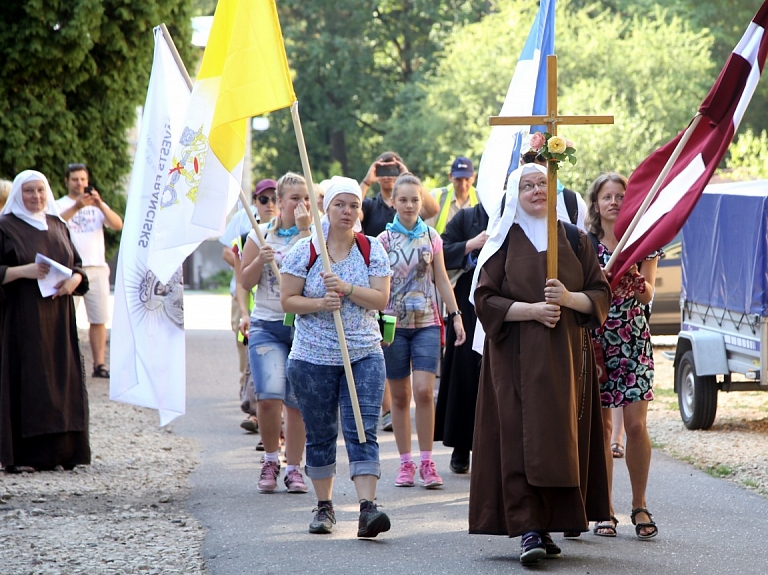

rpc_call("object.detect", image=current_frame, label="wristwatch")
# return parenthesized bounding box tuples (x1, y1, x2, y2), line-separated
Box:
(449, 310, 462, 318)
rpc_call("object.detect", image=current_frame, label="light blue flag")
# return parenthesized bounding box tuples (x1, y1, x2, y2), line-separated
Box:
(475, 0, 555, 210)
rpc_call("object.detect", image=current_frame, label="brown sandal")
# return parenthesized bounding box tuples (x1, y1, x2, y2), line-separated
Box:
(593, 516, 618, 537)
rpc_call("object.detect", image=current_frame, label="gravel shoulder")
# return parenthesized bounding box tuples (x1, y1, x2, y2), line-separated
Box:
(0, 338, 207, 575)
(648, 344, 768, 497)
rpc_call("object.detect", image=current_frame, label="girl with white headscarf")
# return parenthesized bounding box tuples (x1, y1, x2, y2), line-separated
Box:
(0, 170, 90, 472)
(467, 163, 612, 565)
(280, 176, 394, 538)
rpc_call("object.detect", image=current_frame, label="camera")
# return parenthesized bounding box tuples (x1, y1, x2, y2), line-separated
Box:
(84, 185, 94, 195)
(375, 163, 400, 178)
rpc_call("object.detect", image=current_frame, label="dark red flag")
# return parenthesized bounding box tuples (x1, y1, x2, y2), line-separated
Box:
(610, 1, 768, 286)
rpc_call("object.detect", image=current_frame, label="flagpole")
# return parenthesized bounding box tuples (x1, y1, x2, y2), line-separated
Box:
(290, 101, 367, 443)
(604, 113, 704, 275)
(159, 24, 280, 279)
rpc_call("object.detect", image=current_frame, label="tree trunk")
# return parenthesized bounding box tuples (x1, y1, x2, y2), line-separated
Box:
(330, 129, 347, 174)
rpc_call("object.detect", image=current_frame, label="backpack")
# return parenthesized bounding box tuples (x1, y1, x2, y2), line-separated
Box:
(307, 231, 372, 270)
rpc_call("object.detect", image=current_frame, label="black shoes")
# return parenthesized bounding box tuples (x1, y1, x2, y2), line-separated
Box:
(309, 503, 336, 534)
(450, 449, 470, 474)
(357, 500, 391, 538)
(520, 531, 547, 565)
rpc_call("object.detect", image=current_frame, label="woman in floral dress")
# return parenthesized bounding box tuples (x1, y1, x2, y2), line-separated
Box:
(585, 173, 659, 540)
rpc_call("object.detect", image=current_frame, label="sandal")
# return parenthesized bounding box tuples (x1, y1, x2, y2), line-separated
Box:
(631, 507, 658, 540)
(520, 531, 546, 565)
(593, 515, 618, 537)
(92, 364, 110, 378)
(611, 442, 625, 458)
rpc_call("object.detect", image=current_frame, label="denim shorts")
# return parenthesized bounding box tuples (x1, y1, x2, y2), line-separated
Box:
(248, 320, 299, 409)
(382, 325, 441, 379)
(286, 354, 385, 480)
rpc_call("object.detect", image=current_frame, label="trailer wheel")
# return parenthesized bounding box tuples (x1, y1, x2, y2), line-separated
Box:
(676, 350, 718, 430)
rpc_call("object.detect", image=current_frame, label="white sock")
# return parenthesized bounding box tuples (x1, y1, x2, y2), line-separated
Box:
(286, 464, 299, 473)
(264, 451, 280, 464)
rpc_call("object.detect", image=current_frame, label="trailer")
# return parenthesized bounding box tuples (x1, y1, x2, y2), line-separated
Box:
(672, 179, 768, 430)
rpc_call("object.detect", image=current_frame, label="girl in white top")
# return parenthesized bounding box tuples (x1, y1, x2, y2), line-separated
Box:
(241, 172, 312, 495)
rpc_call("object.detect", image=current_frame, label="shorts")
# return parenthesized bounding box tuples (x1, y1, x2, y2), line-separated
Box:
(75, 266, 110, 325)
(248, 319, 298, 409)
(382, 325, 441, 379)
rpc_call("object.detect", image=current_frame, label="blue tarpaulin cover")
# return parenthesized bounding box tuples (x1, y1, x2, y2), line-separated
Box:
(682, 180, 768, 316)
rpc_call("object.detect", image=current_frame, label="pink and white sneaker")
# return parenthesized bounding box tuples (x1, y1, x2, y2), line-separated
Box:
(284, 468, 309, 493)
(419, 459, 443, 489)
(395, 461, 416, 487)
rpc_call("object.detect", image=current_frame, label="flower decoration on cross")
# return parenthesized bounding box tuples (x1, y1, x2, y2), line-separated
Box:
(528, 131, 577, 171)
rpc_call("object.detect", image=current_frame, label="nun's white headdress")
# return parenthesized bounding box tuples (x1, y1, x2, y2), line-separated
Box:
(0, 170, 62, 231)
(469, 163, 548, 304)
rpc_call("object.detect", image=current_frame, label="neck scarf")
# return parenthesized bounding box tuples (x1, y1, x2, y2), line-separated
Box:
(276, 225, 299, 237)
(1, 170, 62, 231)
(386, 214, 428, 240)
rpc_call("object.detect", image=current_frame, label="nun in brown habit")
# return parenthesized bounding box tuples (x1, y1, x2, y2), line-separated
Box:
(468, 163, 611, 564)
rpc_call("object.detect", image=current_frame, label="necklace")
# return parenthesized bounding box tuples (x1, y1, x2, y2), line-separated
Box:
(328, 236, 355, 264)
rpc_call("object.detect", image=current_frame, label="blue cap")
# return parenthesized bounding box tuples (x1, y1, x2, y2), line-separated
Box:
(450, 156, 474, 178)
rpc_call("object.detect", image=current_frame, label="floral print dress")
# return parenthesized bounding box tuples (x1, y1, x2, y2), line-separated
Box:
(594, 242, 657, 407)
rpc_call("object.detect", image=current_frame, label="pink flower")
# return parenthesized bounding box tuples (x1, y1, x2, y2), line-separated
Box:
(529, 132, 546, 151)
(565, 139, 575, 149)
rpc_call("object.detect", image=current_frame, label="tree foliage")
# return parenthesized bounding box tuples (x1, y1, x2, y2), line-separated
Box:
(251, 0, 489, 185)
(0, 0, 195, 210)
(384, 0, 717, 191)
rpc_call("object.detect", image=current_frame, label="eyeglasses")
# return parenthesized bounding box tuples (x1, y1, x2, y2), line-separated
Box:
(520, 181, 548, 193)
(256, 195, 277, 205)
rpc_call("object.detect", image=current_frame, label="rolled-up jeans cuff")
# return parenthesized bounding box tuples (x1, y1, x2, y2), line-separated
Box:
(305, 462, 336, 480)
(349, 461, 380, 480)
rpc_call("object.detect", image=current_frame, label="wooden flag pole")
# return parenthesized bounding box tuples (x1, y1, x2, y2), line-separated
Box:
(290, 101, 367, 443)
(160, 24, 280, 279)
(603, 113, 704, 275)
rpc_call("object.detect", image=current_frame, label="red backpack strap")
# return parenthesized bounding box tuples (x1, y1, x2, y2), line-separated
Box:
(308, 233, 371, 271)
(355, 232, 371, 266)
(307, 241, 318, 271)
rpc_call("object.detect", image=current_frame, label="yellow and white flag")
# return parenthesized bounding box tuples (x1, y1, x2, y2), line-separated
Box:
(147, 0, 296, 283)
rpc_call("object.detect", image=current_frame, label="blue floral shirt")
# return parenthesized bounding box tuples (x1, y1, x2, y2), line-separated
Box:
(281, 236, 392, 365)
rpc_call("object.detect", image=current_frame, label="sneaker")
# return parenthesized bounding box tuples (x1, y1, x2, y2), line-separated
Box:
(257, 460, 280, 493)
(419, 460, 443, 489)
(520, 531, 546, 565)
(381, 411, 393, 432)
(394, 461, 416, 487)
(284, 468, 309, 493)
(541, 532, 561, 558)
(357, 500, 391, 538)
(309, 503, 336, 534)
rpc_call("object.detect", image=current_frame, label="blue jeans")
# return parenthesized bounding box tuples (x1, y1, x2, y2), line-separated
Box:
(286, 354, 385, 480)
(248, 320, 299, 409)
(382, 325, 441, 379)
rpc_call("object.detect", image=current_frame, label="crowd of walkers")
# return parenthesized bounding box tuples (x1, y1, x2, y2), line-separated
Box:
(0, 145, 660, 564)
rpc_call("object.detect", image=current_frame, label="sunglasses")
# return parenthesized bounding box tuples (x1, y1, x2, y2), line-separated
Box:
(256, 195, 277, 205)
(67, 163, 87, 170)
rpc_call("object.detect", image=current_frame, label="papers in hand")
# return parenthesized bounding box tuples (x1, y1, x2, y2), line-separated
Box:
(35, 253, 73, 298)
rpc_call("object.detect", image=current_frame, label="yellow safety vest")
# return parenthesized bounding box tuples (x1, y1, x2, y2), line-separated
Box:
(434, 184, 478, 234)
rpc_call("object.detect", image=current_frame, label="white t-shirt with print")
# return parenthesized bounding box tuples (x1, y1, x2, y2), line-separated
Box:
(55, 195, 108, 267)
(246, 224, 304, 322)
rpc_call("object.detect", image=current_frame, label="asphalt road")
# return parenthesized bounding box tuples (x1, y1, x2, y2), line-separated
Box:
(174, 326, 768, 574)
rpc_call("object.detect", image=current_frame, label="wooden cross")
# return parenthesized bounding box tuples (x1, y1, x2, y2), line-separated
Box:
(490, 55, 614, 278)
